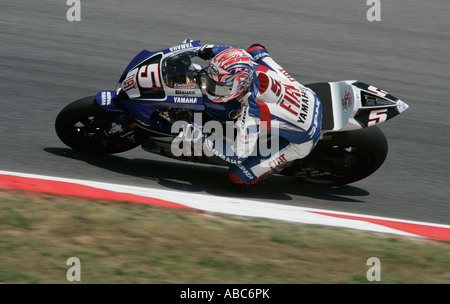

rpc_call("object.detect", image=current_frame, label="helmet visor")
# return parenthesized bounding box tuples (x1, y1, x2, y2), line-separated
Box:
(205, 77, 235, 97)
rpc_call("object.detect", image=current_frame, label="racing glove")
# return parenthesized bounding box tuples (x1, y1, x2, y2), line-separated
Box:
(177, 122, 204, 146)
(197, 44, 232, 60)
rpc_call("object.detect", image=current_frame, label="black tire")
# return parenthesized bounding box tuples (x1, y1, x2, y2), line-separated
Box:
(290, 126, 388, 185)
(55, 96, 147, 155)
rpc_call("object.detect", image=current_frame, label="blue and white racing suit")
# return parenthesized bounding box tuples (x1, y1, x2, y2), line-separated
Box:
(201, 44, 323, 185)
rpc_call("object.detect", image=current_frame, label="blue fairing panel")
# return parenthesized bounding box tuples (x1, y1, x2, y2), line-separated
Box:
(119, 50, 154, 82)
(94, 91, 125, 113)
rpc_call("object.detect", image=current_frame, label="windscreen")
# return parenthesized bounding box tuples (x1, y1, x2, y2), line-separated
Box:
(161, 51, 202, 89)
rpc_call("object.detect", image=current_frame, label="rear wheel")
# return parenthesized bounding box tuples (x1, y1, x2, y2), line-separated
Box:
(55, 96, 147, 155)
(287, 126, 388, 185)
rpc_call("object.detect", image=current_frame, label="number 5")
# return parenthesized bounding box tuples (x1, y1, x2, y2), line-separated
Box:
(138, 63, 162, 89)
(368, 85, 388, 97)
(368, 109, 387, 126)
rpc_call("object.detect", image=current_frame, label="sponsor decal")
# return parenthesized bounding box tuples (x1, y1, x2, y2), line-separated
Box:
(175, 90, 196, 95)
(278, 85, 310, 124)
(237, 164, 255, 180)
(279, 68, 296, 83)
(101, 91, 111, 106)
(174, 97, 198, 104)
(342, 90, 353, 112)
(297, 88, 310, 124)
(174, 82, 198, 89)
(213, 150, 242, 165)
(122, 68, 141, 99)
(169, 43, 194, 52)
(268, 154, 287, 170)
(209, 63, 220, 75)
(123, 74, 137, 92)
(253, 52, 270, 61)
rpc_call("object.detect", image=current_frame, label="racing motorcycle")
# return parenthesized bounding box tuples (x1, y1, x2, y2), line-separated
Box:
(55, 41, 409, 185)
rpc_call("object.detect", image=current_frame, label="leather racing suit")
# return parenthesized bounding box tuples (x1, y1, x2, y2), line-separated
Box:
(199, 44, 323, 185)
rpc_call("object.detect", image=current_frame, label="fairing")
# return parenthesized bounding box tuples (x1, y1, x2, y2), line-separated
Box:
(97, 41, 242, 131)
(317, 80, 409, 132)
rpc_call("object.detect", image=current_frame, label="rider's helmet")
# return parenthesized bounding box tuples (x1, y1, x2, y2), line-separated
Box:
(204, 48, 254, 103)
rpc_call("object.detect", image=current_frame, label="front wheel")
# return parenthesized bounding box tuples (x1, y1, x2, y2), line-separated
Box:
(286, 126, 388, 185)
(55, 96, 148, 155)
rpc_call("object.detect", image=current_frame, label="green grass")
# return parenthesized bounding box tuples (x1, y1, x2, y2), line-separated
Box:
(0, 190, 449, 283)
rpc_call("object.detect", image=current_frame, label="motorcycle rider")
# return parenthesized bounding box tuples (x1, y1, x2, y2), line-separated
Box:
(186, 42, 323, 186)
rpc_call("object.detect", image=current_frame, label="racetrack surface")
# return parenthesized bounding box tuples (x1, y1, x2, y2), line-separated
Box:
(1, 0, 449, 225)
